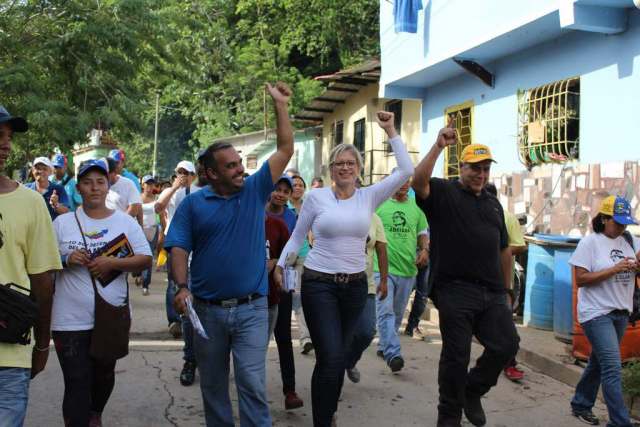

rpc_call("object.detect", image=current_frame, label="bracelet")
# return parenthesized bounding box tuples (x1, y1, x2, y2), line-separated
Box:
(33, 345, 50, 352)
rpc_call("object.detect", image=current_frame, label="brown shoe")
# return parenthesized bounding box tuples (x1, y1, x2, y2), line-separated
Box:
(284, 391, 304, 410)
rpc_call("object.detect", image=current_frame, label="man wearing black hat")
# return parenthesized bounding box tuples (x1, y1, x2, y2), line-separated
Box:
(0, 106, 62, 426)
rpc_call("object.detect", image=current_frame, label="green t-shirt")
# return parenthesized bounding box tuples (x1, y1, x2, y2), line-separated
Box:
(374, 198, 428, 277)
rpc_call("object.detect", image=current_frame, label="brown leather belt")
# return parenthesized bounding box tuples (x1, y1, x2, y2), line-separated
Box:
(303, 268, 366, 284)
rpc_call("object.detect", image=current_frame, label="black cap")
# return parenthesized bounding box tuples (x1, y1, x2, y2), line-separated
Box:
(0, 106, 28, 133)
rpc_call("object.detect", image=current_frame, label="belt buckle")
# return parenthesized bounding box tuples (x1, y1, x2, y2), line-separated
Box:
(335, 273, 349, 284)
(221, 298, 238, 308)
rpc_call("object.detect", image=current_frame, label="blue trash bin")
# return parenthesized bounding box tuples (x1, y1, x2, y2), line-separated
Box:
(523, 234, 580, 337)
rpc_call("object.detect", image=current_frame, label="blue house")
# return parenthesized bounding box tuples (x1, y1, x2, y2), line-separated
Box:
(380, 0, 640, 234)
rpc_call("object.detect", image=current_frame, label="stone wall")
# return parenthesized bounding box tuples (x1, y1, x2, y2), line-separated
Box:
(492, 161, 640, 236)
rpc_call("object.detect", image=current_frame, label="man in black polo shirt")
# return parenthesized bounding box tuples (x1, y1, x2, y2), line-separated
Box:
(412, 119, 519, 427)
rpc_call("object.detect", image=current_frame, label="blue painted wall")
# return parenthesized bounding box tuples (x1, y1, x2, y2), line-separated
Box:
(397, 9, 640, 176)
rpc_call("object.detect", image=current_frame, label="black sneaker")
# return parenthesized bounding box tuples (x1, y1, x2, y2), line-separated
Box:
(404, 326, 414, 337)
(464, 394, 486, 426)
(180, 361, 197, 386)
(376, 350, 384, 359)
(388, 356, 404, 373)
(571, 409, 599, 425)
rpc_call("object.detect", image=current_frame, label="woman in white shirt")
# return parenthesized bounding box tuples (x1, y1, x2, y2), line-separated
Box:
(139, 174, 160, 295)
(275, 112, 413, 426)
(51, 159, 152, 427)
(569, 195, 639, 427)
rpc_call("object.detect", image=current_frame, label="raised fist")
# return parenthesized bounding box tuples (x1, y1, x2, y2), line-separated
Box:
(266, 82, 292, 105)
(436, 115, 458, 148)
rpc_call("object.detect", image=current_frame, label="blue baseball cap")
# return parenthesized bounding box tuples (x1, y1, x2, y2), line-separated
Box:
(78, 158, 109, 179)
(108, 149, 125, 162)
(52, 153, 66, 168)
(600, 195, 638, 225)
(276, 175, 293, 189)
(0, 105, 28, 133)
(142, 175, 155, 184)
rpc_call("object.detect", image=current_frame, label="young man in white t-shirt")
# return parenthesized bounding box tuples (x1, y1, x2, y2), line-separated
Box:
(105, 157, 142, 225)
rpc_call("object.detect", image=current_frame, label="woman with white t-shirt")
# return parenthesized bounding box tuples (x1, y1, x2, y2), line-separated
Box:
(275, 111, 413, 427)
(139, 174, 162, 295)
(569, 195, 640, 427)
(51, 159, 152, 427)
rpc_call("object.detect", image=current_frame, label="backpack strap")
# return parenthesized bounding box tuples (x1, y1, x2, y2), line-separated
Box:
(622, 230, 636, 253)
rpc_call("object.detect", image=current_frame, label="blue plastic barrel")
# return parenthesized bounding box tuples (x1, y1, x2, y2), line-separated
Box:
(524, 241, 555, 330)
(553, 248, 575, 343)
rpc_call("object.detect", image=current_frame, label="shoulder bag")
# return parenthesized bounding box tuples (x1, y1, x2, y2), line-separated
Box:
(74, 212, 131, 361)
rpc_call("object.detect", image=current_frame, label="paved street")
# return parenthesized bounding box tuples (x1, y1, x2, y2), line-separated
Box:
(25, 272, 606, 426)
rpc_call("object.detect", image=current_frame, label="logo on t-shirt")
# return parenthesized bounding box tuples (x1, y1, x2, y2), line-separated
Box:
(389, 211, 411, 234)
(610, 249, 632, 284)
(85, 229, 109, 240)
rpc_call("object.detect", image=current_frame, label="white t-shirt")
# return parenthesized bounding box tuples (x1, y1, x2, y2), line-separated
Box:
(106, 175, 141, 212)
(142, 201, 157, 240)
(51, 208, 152, 331)
(159, 184, 201, 235)
(569, 232, 640, 324)
(277, 136, 413, 274)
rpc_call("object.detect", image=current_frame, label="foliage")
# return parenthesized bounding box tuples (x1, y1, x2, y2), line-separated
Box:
(0, 0, 379, 178)
(623, 361, 640, 398)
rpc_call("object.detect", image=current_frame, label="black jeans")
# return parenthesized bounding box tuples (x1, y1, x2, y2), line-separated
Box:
(301, 273, 367, 427)
(52, 330, 117, 427)
(433, 280, 519, 422)
(407, 265, 431, 330)
(274, 291, 296, 394)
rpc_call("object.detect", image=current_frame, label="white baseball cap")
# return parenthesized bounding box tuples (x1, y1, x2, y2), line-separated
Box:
(175, 160, 196, 174)
(33, 157, 54, 169)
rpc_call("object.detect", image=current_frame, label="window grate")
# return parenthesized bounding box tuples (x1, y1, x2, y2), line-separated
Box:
(444, 103, 473, 179)
(517, 77, 580, 169)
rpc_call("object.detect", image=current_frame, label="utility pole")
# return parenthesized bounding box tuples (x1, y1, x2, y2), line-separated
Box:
(152, 92, 160, 178)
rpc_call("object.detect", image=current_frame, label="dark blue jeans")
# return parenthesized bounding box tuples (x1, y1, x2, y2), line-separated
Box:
(301, 272, 367, 427)
(434, 280, 519, 422)
(166, 252, 195, 363)
(571, 311, 632, 427)
(346, 294, 376, 369)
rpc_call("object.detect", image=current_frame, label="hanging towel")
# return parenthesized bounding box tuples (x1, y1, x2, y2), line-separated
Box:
(394, 0, 424, 34)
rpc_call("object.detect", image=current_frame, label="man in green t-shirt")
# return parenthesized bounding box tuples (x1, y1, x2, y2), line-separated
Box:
(375, 177, 429, 373)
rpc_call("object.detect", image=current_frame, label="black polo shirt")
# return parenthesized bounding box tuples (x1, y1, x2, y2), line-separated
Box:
(416, 178, 508, 290)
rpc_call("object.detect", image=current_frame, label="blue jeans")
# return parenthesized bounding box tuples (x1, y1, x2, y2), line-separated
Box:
(376, 273, 416, 361)
(571, 311, 632, 427)
(194, 296, 271, 427)
(346, 294, 377, 369)
(166, 252, 180, 325)
(301, 273, 367, 426)
(0, 367, 30, 427)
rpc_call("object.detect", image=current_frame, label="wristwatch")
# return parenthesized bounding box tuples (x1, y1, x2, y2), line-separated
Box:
(176, 283, 189, 291)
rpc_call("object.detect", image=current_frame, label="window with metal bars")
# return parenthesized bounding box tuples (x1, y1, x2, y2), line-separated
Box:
(353, 118, 365, 155)
(333, 121, 344, 146)
(444, 101, 473, 179)
(384, 100, 403, 155)
(517, 77, 580, 169)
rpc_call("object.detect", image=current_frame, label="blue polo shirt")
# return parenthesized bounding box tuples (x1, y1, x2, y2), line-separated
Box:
(25, 182, 69, 220)
(164, 161, 275, 300)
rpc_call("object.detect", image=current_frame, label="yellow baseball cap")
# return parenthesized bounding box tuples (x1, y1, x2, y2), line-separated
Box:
(599, 195, 638, 225)
(460, 144, 496, 164)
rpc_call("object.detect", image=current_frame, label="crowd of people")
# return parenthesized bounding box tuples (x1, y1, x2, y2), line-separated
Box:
(1, 80, 639, 427)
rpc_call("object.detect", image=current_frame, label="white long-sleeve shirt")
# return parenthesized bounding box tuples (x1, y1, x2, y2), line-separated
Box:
(277, 136, 413, 274)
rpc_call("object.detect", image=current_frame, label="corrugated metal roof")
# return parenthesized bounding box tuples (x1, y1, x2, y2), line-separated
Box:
(294, 59, 381, 122)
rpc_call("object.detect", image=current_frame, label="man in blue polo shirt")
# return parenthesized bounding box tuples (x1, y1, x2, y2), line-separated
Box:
(165, 82, 294, 427)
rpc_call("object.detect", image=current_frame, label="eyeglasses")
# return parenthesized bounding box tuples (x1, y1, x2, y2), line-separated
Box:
(332, 160, 357, 169)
